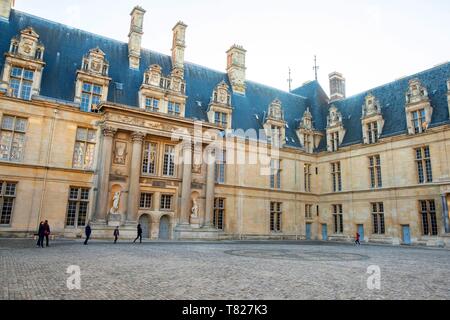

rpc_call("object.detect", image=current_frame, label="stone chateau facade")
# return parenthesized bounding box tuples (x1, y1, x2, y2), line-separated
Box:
(0, 1, 450, 246)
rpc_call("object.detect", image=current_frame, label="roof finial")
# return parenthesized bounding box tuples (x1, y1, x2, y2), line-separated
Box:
(287, 67, 293, 93)
(313, 55, 320, 81)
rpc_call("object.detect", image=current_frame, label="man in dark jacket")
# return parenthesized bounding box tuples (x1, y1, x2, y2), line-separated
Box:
(84, 223, 92, 245)
(114, 227, 120, 244)
(44, 220, 51, 247)
(133, 224, 143, 244)
(36, 221, 45, 248)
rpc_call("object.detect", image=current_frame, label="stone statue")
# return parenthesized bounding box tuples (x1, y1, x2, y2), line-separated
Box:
(191, 199, 199, 219)
(112, 191, 121, 212)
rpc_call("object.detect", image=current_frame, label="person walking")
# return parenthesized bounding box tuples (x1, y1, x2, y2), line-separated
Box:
(36, 221, 45, 248)
(44, 220, 51, 247)
(133, 224, 143, 244)
(355, 232, 361, 246)
(84, 223, 92, 245)
(113, 226, 120, 244)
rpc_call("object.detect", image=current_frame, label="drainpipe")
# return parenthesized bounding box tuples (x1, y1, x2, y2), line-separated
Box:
(36, 109, 58, 229)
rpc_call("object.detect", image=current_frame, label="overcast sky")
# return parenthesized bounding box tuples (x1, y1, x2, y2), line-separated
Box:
(14, 0, 450, 96)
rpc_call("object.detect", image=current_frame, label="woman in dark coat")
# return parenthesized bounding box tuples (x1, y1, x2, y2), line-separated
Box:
(36, 221, 45, 248)
(44, 220, 51, 247)
(133, 224, 143, 244)
(84, 224, 92, 245)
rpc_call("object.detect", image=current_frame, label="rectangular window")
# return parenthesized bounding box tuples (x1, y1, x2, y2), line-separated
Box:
(369, 155, 382, 188)
(331, 132, 340, 152)
(66, 187, 90, 228)
(10, 67, 34, 100)
(270, 202, 282, 233)
(215, 149, 226, 184)
(139, 193, 153, 209)
(367, 122, 379, 144)
(372, 203, 385, 235)
(168, 102, 181, 116)
(270, 159, 281, 189)
(160, 195, 173, 211)
(80, 82, 102, 112)
(142, 142, 157, 175)
(145, 97, 160, 112)
(214, 112, 228, 127)
(420, 200, 438, 236)
(412, 109, 426, 134)
(0, 181, 17, 225)
(163, 145, 176, 176)
(213, 198, 225, 230)
(0, 115, 27, 162)
(304, 163, 312, 192)
(305, 204, 313, 220)
(416, 146, 433, 184)
(333, 204, 344, 234)
(331, 162, 342, 192)
(72, 128, 97, 170)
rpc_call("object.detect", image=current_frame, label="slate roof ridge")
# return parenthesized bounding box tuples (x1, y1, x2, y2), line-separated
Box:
(12, 9, 128, 46)
(335, 62, 450, 103)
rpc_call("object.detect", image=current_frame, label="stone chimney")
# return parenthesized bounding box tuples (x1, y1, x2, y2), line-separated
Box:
(226, 45, 246, 95)
(128, 6, 146, 70)
(0, 0, 14, 21)
(171, 21, 187, 72)
(329, 72, 346, 102)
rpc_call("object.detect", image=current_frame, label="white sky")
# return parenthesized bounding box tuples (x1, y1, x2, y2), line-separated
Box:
(14, 0, 450, 96)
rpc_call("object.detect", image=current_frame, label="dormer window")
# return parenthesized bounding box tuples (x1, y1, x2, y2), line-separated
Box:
(168, 101, 181, 116)
(263, 100, 286, 146)
(326, 105, 346, 152)
(208, 81, 233, 129)
(2, 28, 46, 99)
(367, 122, 379, 144)
(145, 97, 160, 112)
(361, 94, 384, 144)
(74, 48, 111, 112)
(297, 108, 323, 154)
(405, 79, 433, 135)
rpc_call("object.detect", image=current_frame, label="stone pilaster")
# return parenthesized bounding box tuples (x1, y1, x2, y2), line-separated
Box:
(180, 142, 192, 225)
(204, 148, 216, 228)
(95, 125, 117, 222)
(127, 132, 146, 223)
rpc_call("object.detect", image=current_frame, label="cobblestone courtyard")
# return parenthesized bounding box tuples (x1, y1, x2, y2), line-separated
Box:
(1, 239, 449, 300)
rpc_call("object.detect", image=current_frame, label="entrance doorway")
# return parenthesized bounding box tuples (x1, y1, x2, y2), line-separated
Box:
(322, 224, 328, 241)
(138, 214, 151, 239)
(159, 215, 170, 240)
(402, 225, 411, 245)
(306, 223, 312, 240)
(357, 224, 365, 242)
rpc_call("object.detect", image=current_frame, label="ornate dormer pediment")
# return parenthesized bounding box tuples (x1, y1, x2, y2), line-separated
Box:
(406, 79, 429, 104)
(80, 47, 110, 77)
(264, 99, 286, 146)
(327, 105, 343, 128)
(2, 27, 46, 99)
(405, 79, 433, 134)
(143, 64, 162, 87)
(207, 81, 232, 129)
(169, 68, 186, 94)
(326, 105, 346, 152)
(361, 94, 384, 144)
(297, 108, 323, 153)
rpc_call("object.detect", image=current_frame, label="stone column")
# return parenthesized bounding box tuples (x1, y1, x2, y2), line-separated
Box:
(442, 194, 449, 234)
(95, 126, 117, 222)
(204, 148, 216, 228)
(127, 132, 146, 223)
(180, 142, 192, 225)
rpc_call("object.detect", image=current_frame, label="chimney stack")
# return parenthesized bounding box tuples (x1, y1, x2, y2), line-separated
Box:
(329, 72, 346, 102)
(226, 45, 246, 95)
(0, 0, 14, 21)
(171, 21, 187, 72)
(128, 6, 146, 70)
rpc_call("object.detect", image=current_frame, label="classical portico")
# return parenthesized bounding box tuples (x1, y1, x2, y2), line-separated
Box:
(90, 103, 220, 240)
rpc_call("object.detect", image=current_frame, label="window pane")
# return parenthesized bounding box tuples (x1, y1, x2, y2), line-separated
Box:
(72, 142, 85, 169)
(20, 81, 32, 100)
(87, 130, 96, 143)
(66, 201, 77, 226)
(69, 188, 79, 200)
(5, 183, 16, 196)
(14, 118, 27, 132)
(80, 93, 91, 112)
(84, 143, 95, 169)
(82, 83, 92, 92)
(1, 116, 14, 130)
(0, 197, 14, 225)
(11, 67, 22, 77)
(10, 79, 20, 98)
(77, 202, 88, 227)
(93, 85, 102, 95)
(23, 70, 34, 81)
(80, 188, 90, 201)
(0, 131, 12, 160)
(10, 133, 25, 161)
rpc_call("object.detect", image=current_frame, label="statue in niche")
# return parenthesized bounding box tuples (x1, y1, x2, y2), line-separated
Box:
(191, 199, 199, 219)
(112, 191, 121, 213)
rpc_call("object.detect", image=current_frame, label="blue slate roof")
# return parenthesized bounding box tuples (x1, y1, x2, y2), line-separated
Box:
(1, 10, 449, 151)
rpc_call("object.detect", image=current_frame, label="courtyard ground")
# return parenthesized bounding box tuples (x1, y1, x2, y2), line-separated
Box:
(0, 239, 449, 300)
